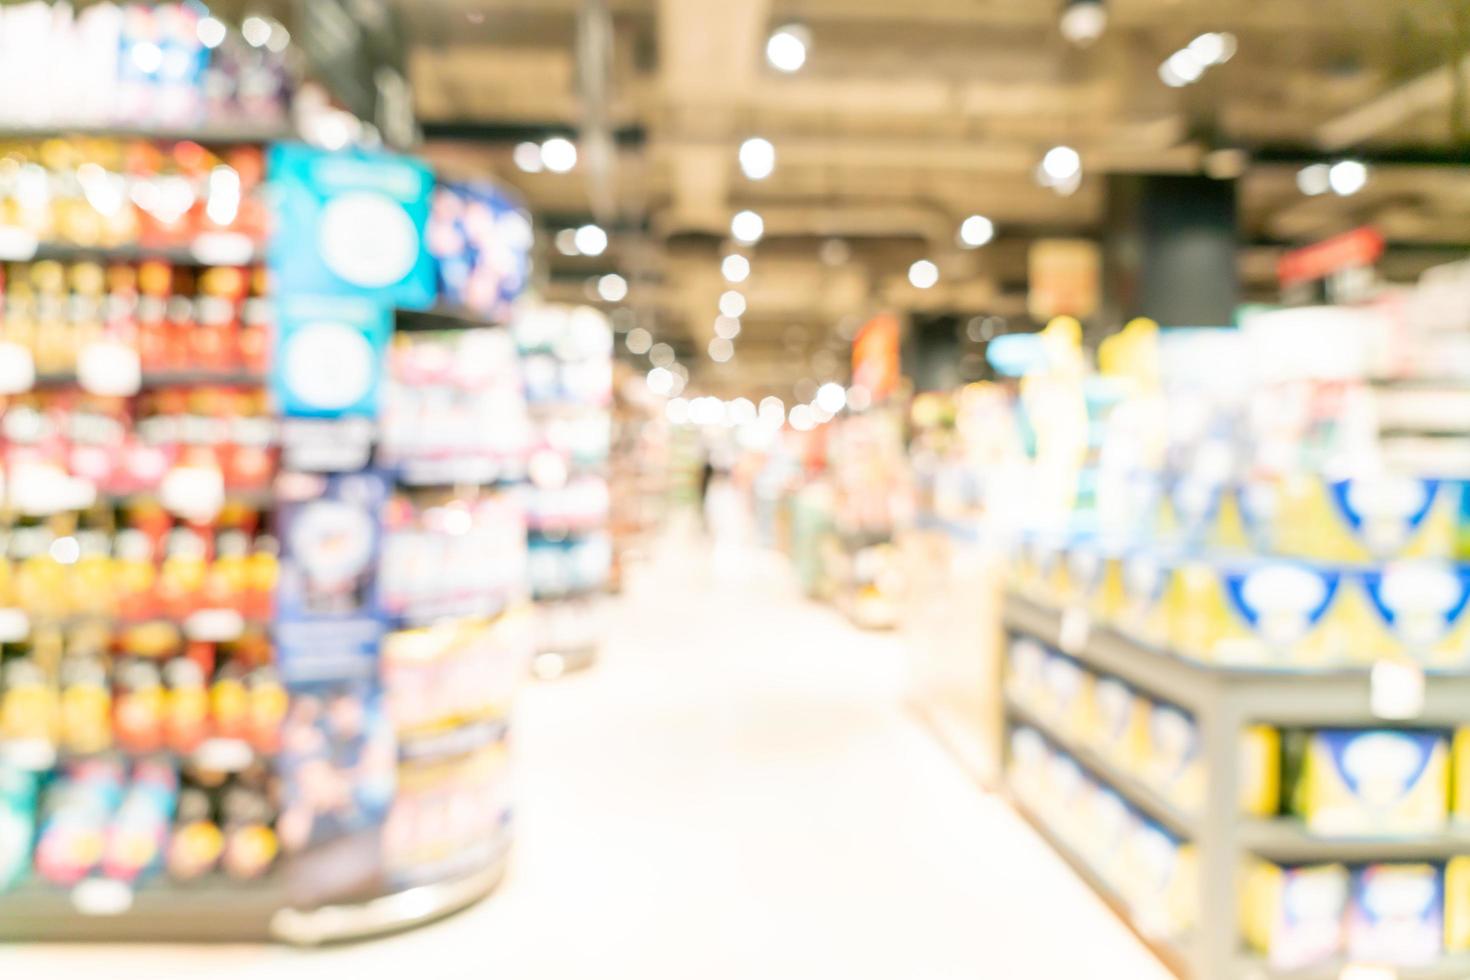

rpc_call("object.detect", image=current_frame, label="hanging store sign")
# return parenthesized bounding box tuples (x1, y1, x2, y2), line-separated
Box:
(1278, 227, 1385, 286)
(1028, 239, 1101, 320)
(852, 313, 901, 400)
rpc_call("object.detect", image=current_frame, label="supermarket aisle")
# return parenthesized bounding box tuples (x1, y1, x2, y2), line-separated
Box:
(6, 530, 1168, 980)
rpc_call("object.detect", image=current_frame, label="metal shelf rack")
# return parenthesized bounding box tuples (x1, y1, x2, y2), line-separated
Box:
(1001, 591, 1470, 980)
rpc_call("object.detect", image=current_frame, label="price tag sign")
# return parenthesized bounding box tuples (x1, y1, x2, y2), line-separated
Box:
(0, 342, 35, 394)
(1059, 606, 1091, 654)
(185, 608, 245, 642)
(0, 227, 38, 261)
(71, 879, 134, 916)
(190, 232, 256, 266)
(78, 340, 142, 396)
(160, 466, 226, 522)
(194, 737, 253, 772)
(0, 608, 30, 642)
(1371, 660, 1425, 720)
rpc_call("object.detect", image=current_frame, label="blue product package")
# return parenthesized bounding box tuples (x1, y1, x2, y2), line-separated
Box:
(273, 294, 392, 418)
(275, 471, 389, 687)
(1347, 863, 1443, 965)
(268, 143, 438, 310)
(425, 181, 533, 321)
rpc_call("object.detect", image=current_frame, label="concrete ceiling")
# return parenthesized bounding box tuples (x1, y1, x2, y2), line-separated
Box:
(399, 0, 1470, 393)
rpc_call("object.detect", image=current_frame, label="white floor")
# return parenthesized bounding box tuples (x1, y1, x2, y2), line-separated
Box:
(3, 531, 1170, 980)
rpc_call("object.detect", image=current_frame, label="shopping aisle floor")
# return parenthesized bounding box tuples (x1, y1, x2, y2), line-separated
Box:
(4, 533, 1170, 980)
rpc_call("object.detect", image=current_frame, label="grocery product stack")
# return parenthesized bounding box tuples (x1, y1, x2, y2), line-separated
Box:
(1001, 315, 1470, 978)
(0, 2, 290, 135)
(515, 305, 612, 677)
(0, 119, 286, 935)
(607, 363, 667, 592)
(0, 54, 536, 933)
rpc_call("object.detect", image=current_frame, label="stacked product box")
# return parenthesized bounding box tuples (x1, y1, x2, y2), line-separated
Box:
(515, 305, 612, 676)
(1001, 318, 1470, 977)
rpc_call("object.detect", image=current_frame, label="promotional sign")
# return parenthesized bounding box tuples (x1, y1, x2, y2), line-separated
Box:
(272, 294, 392, 418)
(852, 313, 900, 400)
(425, 181, 534, 323)
(268, 143, 437, 309)
(1029, 239, 1101, 320)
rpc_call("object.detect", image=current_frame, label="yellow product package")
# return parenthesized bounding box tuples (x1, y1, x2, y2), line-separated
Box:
(1116, 549, 1171, 646)
(1240, 860, 1349, 969)
(1280, 476, 1461, 563)
(1239, 725, 1282, 817)
(1454, 727, 1470, 822)
(1447, 856, 1470, 951)
(1124, 820, 1197, 939)
(1352, 562, 1470, 667)
(1143, 702, 1204, 814)
(1040, 651, 1094, 742)
(1092, 676, 1150, 775)
(1004, 634, 1050, 713)
(1167, 559, 1353, 666)
(1294, 729, 1449, 836)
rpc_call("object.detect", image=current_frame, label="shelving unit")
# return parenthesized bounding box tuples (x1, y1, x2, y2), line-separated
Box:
(1002, 591, 1470, 979)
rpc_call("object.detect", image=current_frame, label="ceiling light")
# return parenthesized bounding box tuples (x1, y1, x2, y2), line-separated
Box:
(759, 396, 785, 424)
(788, 404, 815, 431)
(573, 224, 607, 256)
(959, 215, 995, 248)
(597, 274, 628, 303)
(766, 25, 809, 73)
(846, 385, 872, 412)
(1041, 145, 1082, 182)
(540, 137, 578, 174)
(625, 327, 652, 354)
(666, 397, 690, 425)
(1164, 49, 1205, 85)
(1296, 163, 1331, 196)
(820, 238, 851, 266)
(266, 22, 290, 53)
(1188, 32, 1236, 66)
(554, 228, 580, 255)
(908, 260, 939, 289)
(649, 343, 675, 368)
(739, 137, 776, 180)
(466, 10, 486, 24)
(721, 254, 750, 283)
(241, 16, 271, 48)
(718, 290, 747, 318)
(714, 316, 741, 340)
(646, 367, 674, 396)
(728, 398, 757, 426)
(816, 382, 846, 414)
(196, 16, 227, 49)
(513, 142, 544, 173)
(1158, 60, 1188, 88)
(1328, 159, 1369, 196)
(708, 337, 734, 363)
(731, 210, 765, 245)
(1059, 0, 1106, 46)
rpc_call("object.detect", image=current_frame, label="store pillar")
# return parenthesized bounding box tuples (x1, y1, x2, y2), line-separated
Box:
(1102, 174, 1239, 331)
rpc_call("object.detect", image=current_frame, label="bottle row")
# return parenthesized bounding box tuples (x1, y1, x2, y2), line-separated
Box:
(0, 757, 279, 894)
(1, 637, 282, 763)
(2, 260, 270, 378)
(0, 138, 270, 251)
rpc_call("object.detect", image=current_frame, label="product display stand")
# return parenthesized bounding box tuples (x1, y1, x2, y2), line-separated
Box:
(517, 307, 613, 679)
(1002, 592, 1470, 980)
